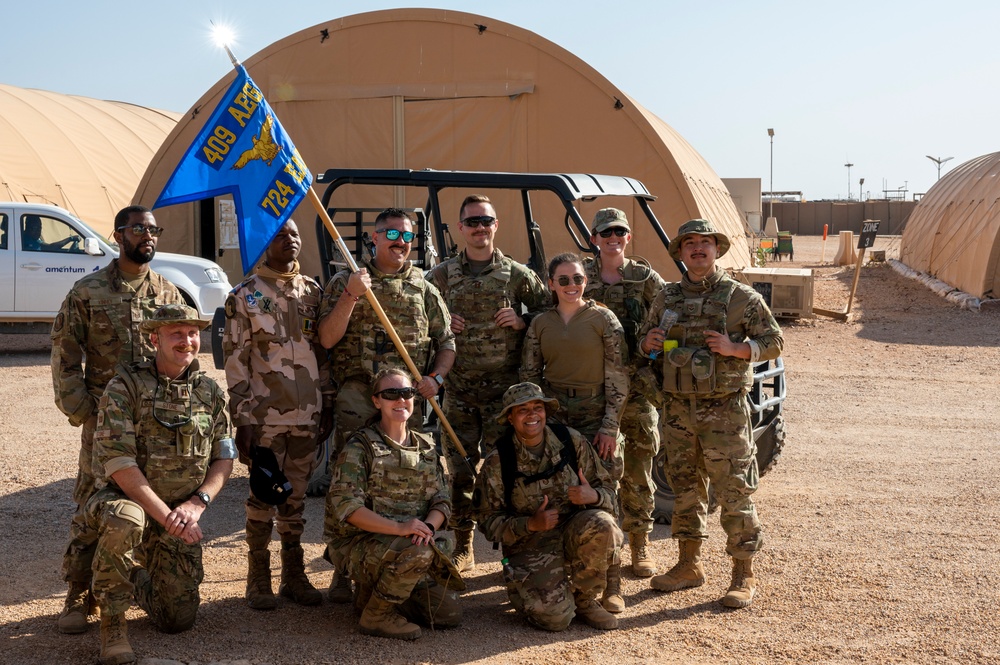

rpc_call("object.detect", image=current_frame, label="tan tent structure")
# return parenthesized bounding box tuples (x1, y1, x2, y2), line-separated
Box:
(135, 8, 748, 281)
(0, 83, 180, 235)
(900, 152, 1000, 299)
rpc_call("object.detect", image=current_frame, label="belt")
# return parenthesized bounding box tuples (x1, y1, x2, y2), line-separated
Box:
(547, 383, 604, 398)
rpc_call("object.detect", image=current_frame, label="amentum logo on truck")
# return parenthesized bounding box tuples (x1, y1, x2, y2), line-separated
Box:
(45, 266, 87, 273)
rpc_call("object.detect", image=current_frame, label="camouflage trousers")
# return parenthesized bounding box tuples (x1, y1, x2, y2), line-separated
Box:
(348, 534, 461, 627)
(85, 488, 203, 632)
(547, 391, 625, 489)
(619, 393, 660, 536)
(62, 413, 99, 583)
(246, 424, 319, 539)
(503, 509, 623, 632)
(660, 392, 763, 559)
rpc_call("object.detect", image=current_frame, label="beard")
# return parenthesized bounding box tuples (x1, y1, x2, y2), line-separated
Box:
(123, 238, 155, 264)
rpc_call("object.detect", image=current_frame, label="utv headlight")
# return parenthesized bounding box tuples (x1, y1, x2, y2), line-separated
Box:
(204, 267, 224, 283)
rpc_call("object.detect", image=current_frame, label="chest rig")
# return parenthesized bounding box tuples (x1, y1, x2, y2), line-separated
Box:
(356, 427, 440, 522)
(584, 258, 652, 364)
(446, 258, 520, 368)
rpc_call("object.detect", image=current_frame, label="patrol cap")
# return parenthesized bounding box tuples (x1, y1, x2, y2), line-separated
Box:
(496, 382, 560, 424)
(249, 446, 292, 506)
(140, 304, 210, 332)
(668, 218, 731, 261)
(591, 208, 630, 235)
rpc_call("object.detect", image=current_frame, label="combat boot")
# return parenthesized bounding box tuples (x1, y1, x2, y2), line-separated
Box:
(359, 595, 422, 640)
(452, 528, 475, 573)
(57, 581, 90, 634)
(574, 598, 618, 630)
(600, 562, 625, 613)
(328, 570, 353, 604)
(721, 557, 756, 608)
(278, 539, 323, 606)
(98, 614, 135, 665)
(245, 520, 277, 610)
(630, 532, 657, 577)
(650, 539, 706, 592)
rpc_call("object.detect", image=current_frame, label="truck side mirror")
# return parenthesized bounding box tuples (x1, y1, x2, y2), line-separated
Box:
(84, 238, 101, 256)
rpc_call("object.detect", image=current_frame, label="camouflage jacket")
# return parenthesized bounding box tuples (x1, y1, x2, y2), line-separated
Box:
(427, 249, 549, 390)
(222, 263, 334, 428)
(583, 255, 666, 366)
(474, 424, 617, 548)
(50, 260, 183, 426)
(319, 255, 455, 385)
(92, 359, 233, 505)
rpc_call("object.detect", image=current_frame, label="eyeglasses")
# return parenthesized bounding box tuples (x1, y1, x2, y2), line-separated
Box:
(375, 387, 418, 401)
(117, 224, 165, 238)
(556, 274, 586, 287)
(598, 228, 629, 238)
(377, 229, 415, 242)
(460, 216, 496, 228)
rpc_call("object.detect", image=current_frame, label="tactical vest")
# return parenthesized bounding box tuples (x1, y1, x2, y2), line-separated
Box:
(659, 277, 752, 397)
(445, 258, 520, 370)
(353, 427, 441, 522)
(331, 264, 432, 384)
(584, 257, 653, 364)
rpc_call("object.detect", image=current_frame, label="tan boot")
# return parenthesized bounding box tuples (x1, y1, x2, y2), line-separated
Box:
(629, 532, 657, 578)
(575, 598, 618, 630)
(98, 614, 135, 665)
(245, 520, 277, 610)
(452, 528, 475, 573)
(278, 540, 323, 606)
(328, 570, 353, 604)
(600, 562, 625, 613)
(721, 557, 757, 608)
(650, 539, 706, 592)
(359, 595, 422, 640)
(57, 581, 90, 634)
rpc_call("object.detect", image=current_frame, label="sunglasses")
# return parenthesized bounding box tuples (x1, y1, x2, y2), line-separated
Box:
(556, 274, 586, 287)
(460, 216, 496, 228)
(377, 229, 415, 242)
(117, 224, 165, 238)
(375, 387, 418, 401)
(598, 228, 629, 238)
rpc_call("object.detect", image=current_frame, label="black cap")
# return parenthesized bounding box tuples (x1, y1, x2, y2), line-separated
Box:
(249, 446, 292, 505)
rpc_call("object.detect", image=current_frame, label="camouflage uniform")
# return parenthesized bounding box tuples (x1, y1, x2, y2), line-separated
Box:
(86, 359, 232, 631)
(50, 259, 183, 584)
(325, 427, 462, 626)
(223, 262, 334, 538)
(639, 268, 783, 558)
(583, 256, 667, 536)
(474, 424, 623, 631)
(426, 248, 549, 530)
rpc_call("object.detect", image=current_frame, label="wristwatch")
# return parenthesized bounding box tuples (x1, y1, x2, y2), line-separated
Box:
(193, 491, 212, 508)
(429, 372, 444, 386)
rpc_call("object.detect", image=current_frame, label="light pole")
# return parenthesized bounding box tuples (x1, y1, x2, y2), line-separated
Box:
(859, 177, 865, 201)
(767, 128, 774, 220)
(926, 155, 954, 181)
(845, 162, 854, 200)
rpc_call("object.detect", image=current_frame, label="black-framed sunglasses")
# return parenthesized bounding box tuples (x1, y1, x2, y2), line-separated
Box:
(152, 381, 193, 430)
(375, 387, 418, 401)
(117, 224, 165, 238)
(556, 274, 586, 287)
(378, 229, 415, 242)
(598, 228, 629, 238)
(460, 216, 496, 228)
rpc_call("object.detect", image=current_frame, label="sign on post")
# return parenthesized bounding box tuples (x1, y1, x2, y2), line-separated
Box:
(858, 220, 880, 249)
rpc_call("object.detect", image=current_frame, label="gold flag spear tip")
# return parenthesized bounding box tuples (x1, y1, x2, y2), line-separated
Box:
(210, 21, 241, 67)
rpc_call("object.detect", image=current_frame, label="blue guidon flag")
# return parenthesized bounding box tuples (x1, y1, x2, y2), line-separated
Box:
(153, 65, 312, 273)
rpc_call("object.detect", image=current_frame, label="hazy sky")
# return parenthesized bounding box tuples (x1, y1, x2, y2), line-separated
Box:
(5, 0, 995, 200)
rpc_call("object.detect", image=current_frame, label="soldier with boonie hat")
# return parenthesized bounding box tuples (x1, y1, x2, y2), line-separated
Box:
(139, 303, 210, 332)
(494, 381, 560, 423)
(667, 218, 731, 261)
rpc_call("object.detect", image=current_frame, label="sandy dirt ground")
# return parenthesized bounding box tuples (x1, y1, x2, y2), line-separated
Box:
(2, 234, 999, 664)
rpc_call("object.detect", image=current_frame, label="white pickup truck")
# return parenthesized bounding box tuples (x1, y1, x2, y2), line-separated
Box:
(0, 202, 232, 332)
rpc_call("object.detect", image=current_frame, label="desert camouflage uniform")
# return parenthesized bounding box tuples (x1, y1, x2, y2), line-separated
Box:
(50, 260, 183, 583)
(86, 359, 232, 631)
(223, 262, 334, 537)
(325, 427, 462, 626)
(427, 249, 549, 530)
(474, 425, 623, 631)
(639, 268, 783, 558)
(583, 256, 667, 536)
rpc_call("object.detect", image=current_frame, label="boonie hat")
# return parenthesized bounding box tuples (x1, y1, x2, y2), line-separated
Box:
(249, 446, 292, 505)
(592, 208, 630, 235)
(140, 304, 210, 332)
(667, 218, 731, 261)
(495, 382, 560, 423)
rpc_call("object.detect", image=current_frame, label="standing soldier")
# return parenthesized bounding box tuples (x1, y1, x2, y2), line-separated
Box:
(50, 205, 184, 634)
(318, 208, 456, 601)
(223, 220, 335, 610)
(427, 195, 549, 572)
(583, 208, 667, 580)
(639, 219, 783, 608)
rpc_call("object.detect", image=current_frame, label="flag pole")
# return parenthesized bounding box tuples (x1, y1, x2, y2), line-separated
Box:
(305, 188, 467, 459)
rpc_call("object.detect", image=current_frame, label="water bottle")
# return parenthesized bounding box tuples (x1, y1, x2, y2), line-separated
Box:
(501, 557, 514, 583)
(649, 310, 679, 360)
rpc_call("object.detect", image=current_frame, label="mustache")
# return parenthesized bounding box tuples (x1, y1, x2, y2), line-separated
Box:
(174, 346, 196, 353)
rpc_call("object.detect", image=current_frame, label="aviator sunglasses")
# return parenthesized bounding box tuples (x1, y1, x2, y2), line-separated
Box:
(556, 274, 586, 287)
(460, 216, 496, 228)
(117, 224, 165, 238)
(375, 387, 418, 400)
(598, 228, 629, 238)
(378, 229, 416, 242)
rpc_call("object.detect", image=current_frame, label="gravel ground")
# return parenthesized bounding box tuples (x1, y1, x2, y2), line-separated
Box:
(2, 235, 999, 664)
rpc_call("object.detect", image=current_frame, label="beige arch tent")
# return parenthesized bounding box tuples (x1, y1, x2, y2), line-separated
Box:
(0, 83, 180, 234)
(135, 8, 747, 281)
(900, 152, 1000, 299)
